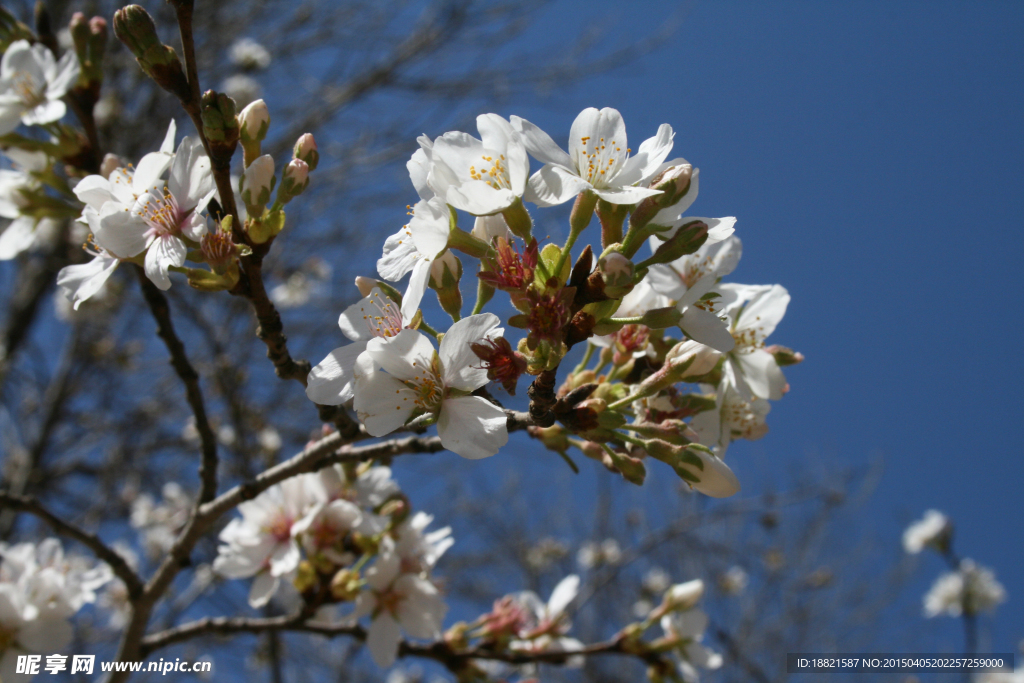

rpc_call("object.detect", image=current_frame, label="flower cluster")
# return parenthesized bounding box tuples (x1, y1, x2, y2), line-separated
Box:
(903, 510, 1007, 620)
(0, 539, 111, 681)
(311, 106, 801, 496)
(212, 462, 450, 668)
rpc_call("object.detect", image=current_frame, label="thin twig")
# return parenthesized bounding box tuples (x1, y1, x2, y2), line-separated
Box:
(135, 267, 218, 504)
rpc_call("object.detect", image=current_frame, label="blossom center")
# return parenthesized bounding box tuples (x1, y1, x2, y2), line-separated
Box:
(575, 136, 628, 187)
(405, 357, 444, 412)
(362, 291, 403, 338)
(724, 398, 767, 440)
(264, 512, 294, 543)
(138, 188, 186, 239)
(468, 153, 511, 190)
(13, 71, 46, 109)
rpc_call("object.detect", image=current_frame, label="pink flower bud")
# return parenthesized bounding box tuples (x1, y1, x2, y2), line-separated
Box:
(238, 99, 270, 143)
(293, 133, 318, 170)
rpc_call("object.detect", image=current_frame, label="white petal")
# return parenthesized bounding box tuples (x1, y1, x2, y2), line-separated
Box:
(524, 165, 590, 207)
(0, 217, 36, 259)
(160, 119, 177, 154)
(46, 50, 80, 98)
(680, 306, 735, 353)
(366, 329, 435, 381)
(144, 234, 186, 290)
(95, 208, 149, 257)
(133, 151, 173, 195)
(547, 574, 580, 616)
(735, 350, 786, 401)
(437, 396, 508, 459)
(592, 185, 662, 205)
(56, 254, 119, 309)
(305, 341, 368, 405)
(408, 197, 450, 258)
(400, 258, 431, 322)
(510, 115, 574, 170)
(703, 216, 737, 244)
(446, 181, 515, 216)
(439, 312, 500, 390)
(353, 370, 418, 437)
(21, 99, 65, 125)
(72, 175, 115, 211)
(407, 146, 434, 201)
(568, 107, 627, 172)
(615, 123, 674, 186)
(737, 284, 790, 340)
(378, 227, 419, 281)
(248, 571, 279, 608)
(366, 612, 401, 668)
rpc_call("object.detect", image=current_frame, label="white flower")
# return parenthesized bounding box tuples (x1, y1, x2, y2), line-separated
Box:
(306, 286, 412, 405)
(719, 283, 791, 400)
(0, 538, 110, 680)
(663, 579, 706, 612)
(691, 381, 770, 458)
(95, 135, 215, 290)
(660, 608, 723, 682)
(719, 566, 748, 595)
(393, 512, 454, 576)
(290, 496, 363, 566)
(354, 540, 448, 668)
(377, 196, 450, 320)
(643, 567, 671, 595)
(220, 74, 261, 108)
(130, 482, 191, 560)
(56, 248, 120, 310)
(0, 40, 80, 134)
(903, 510, 952, 554)
(213, 475, 319, 608)
(425, 114, 530, 216)
(0, 148, 52, 260)
(229, 37, 271, 70)
(576, 538, 622, 569)
(511, 107, 673, 206)
(643, 236, 742, 353)
(923, 559, 1006, 618)
(509, 574, 584, 667)
(353, 313, 509, 460)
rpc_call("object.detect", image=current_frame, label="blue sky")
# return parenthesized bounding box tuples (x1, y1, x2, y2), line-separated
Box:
(483, 0, 1023, 651)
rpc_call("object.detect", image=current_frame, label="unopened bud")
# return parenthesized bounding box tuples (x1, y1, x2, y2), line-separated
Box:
(676, 444, 740, 498)
(427, 250, 463, 320)
(330, 568, 362, 601)
(293, 560, 317, 594)
(634, 341, 721, 398)
(201, 90, 239, 160)
(99, 153, 122, 179)
(528, 425, 569, 453)
(277, 159, 310, 204)
(639, 220, 708, 268)
(606, 448, 646, 486)
(240, 154, 275, 214)
(239, 99, 270, 143)
(354, 275, 377, 297)
(293, 133, 319, 171)
(765, 344, 804, 367)
(70, 12, 89, 58)
(661, 579, 704, 613)
(631, 164, 694, 229)
(599, 251, 635, 298)
(112, 5, 189, 101)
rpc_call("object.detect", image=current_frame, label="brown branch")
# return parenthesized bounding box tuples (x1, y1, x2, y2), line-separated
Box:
(140, 612, 663, 671)
(135, 267, 218, 504)
(0, 492, 144, 599)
